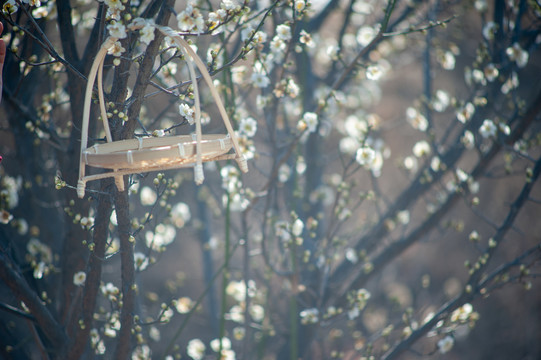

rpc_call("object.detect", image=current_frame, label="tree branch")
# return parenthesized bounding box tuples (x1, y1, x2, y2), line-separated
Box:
(0, 252, 67, 352)
(113, 190, 136, 360)
(325, 86, 541, 307)
(66, 181, 114, 360)
(382, 154, 541, 359)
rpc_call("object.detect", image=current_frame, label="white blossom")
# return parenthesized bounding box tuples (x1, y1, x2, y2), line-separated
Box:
(300, 308, 319, 324)
(175, 297, 194, 314)
(437, 336, 455, 354)
(413, 140, 431, 157)
(433, 90, 450, 112)
(210, 337, 232, 352)
(171, 202, 191, 228)
(251, 62, 270, 88)
(506, 43, 529, 68)
(107, 21, 127, 39)
(484, 63, 499, 82)
(482, 22, 497, 40)
(177, 5, 205, 34)
(406, 107, 428, 132)
(104, 0, 125, 11)
(357, 26, 377, 46)
(239, 117, 257, 137)
(249, 304, 265, 322)
(140, 22, 155, 45)
(187, 339, 206, 360)
(355, 146, 376, 167)
(145, 224, 176, 251)
(179, 103, 194, 124)
(2, 0, 18, 14)
(107, 40, 126, 57)
(366, 65, 383, 80)
(0, 210, 13, 225)
(295, 0, 306, 11)
(456, 102, 475, 123)
(397, 210, 410, 225)
(278, 164, 291, 183)
(440, 51, 455, 70)
(73, 271, 87, 286)
(462, 130, 475, 149)
(134, 252, 149, 271)
(479, 119, 498, 138)
(140, 186, 157, 206)
(292, 218, 304, 237)
(276, 24, 292, 41)
(298, 112, 318, 133)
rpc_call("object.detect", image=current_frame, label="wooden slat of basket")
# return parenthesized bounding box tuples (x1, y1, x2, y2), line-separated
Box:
(84, 134, 233, 169)
(81, 154, 238, 183)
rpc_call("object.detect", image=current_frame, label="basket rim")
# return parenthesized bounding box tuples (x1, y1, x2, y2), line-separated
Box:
(83, 134, 233, 169)
(84, 133, 231, 154)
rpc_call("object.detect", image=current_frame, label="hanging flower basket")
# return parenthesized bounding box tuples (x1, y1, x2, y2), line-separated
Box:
(77, 23, 247, 198)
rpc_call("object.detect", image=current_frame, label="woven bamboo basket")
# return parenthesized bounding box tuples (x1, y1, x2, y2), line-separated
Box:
(77, 24, 247, 198)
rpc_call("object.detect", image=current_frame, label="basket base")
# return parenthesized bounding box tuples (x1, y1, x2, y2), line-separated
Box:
(83, 134, 233, 170)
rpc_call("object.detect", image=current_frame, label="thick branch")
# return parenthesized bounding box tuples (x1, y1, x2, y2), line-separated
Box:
(113, 190, 136, 360)
(66, 181, 113, 360)
(56, 0, 80, 66)
(0, 252, 67, 351)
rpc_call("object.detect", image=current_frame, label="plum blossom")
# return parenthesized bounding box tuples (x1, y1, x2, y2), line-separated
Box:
(239, 117, 257, 138)
(145, 224, 176, 251)
(73, 271, 87, 286)
(179, 103, 194, 124)
(456, 102, 475, 123)
(506, 43, 529, 68)
(298, 112, 318, 133)
(171, 202, 191, 228)
(210, 337, 232, 352)
(295, 0, 306, 11)
(292, 218, 304, 237)
(438, 336, 455, 354)
(107, 21, 127, 39)
(300, 308, 319, 324)
(276, 24, 292, 41)
(140, 21, 155, 45)
(366, 65, 383, 80)
(357, 26, 377, 46)
(413, 140, 431, 157)
(479, 119, 497, 138)
(2, 0, 18, 14)
(187, 338, 206, 360)
(134, 252, 149, 271)
(484, 63, 499, 82)
(482, 22, 497, 40)
(107, 40, 125, 57)
(433, 90, 450, 112)
(251, 62, 270, 88)
(177, 4, 205, 34)
(406, 107, 428, 131)
(355, 146, 376, 167)
(0, 210, 13, 224)
(140, 186, 157, 206)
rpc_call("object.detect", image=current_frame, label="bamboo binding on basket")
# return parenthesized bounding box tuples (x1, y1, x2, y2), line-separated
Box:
(77, 23, 248, 199)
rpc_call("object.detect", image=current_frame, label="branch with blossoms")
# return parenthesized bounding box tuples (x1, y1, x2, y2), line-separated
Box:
(1, 0, 541, 359)
(382, 153, 541, 360)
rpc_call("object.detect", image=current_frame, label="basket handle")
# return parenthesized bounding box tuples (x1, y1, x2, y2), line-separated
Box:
(155, 25, 248, 176)
(78, 37, 116, 198)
